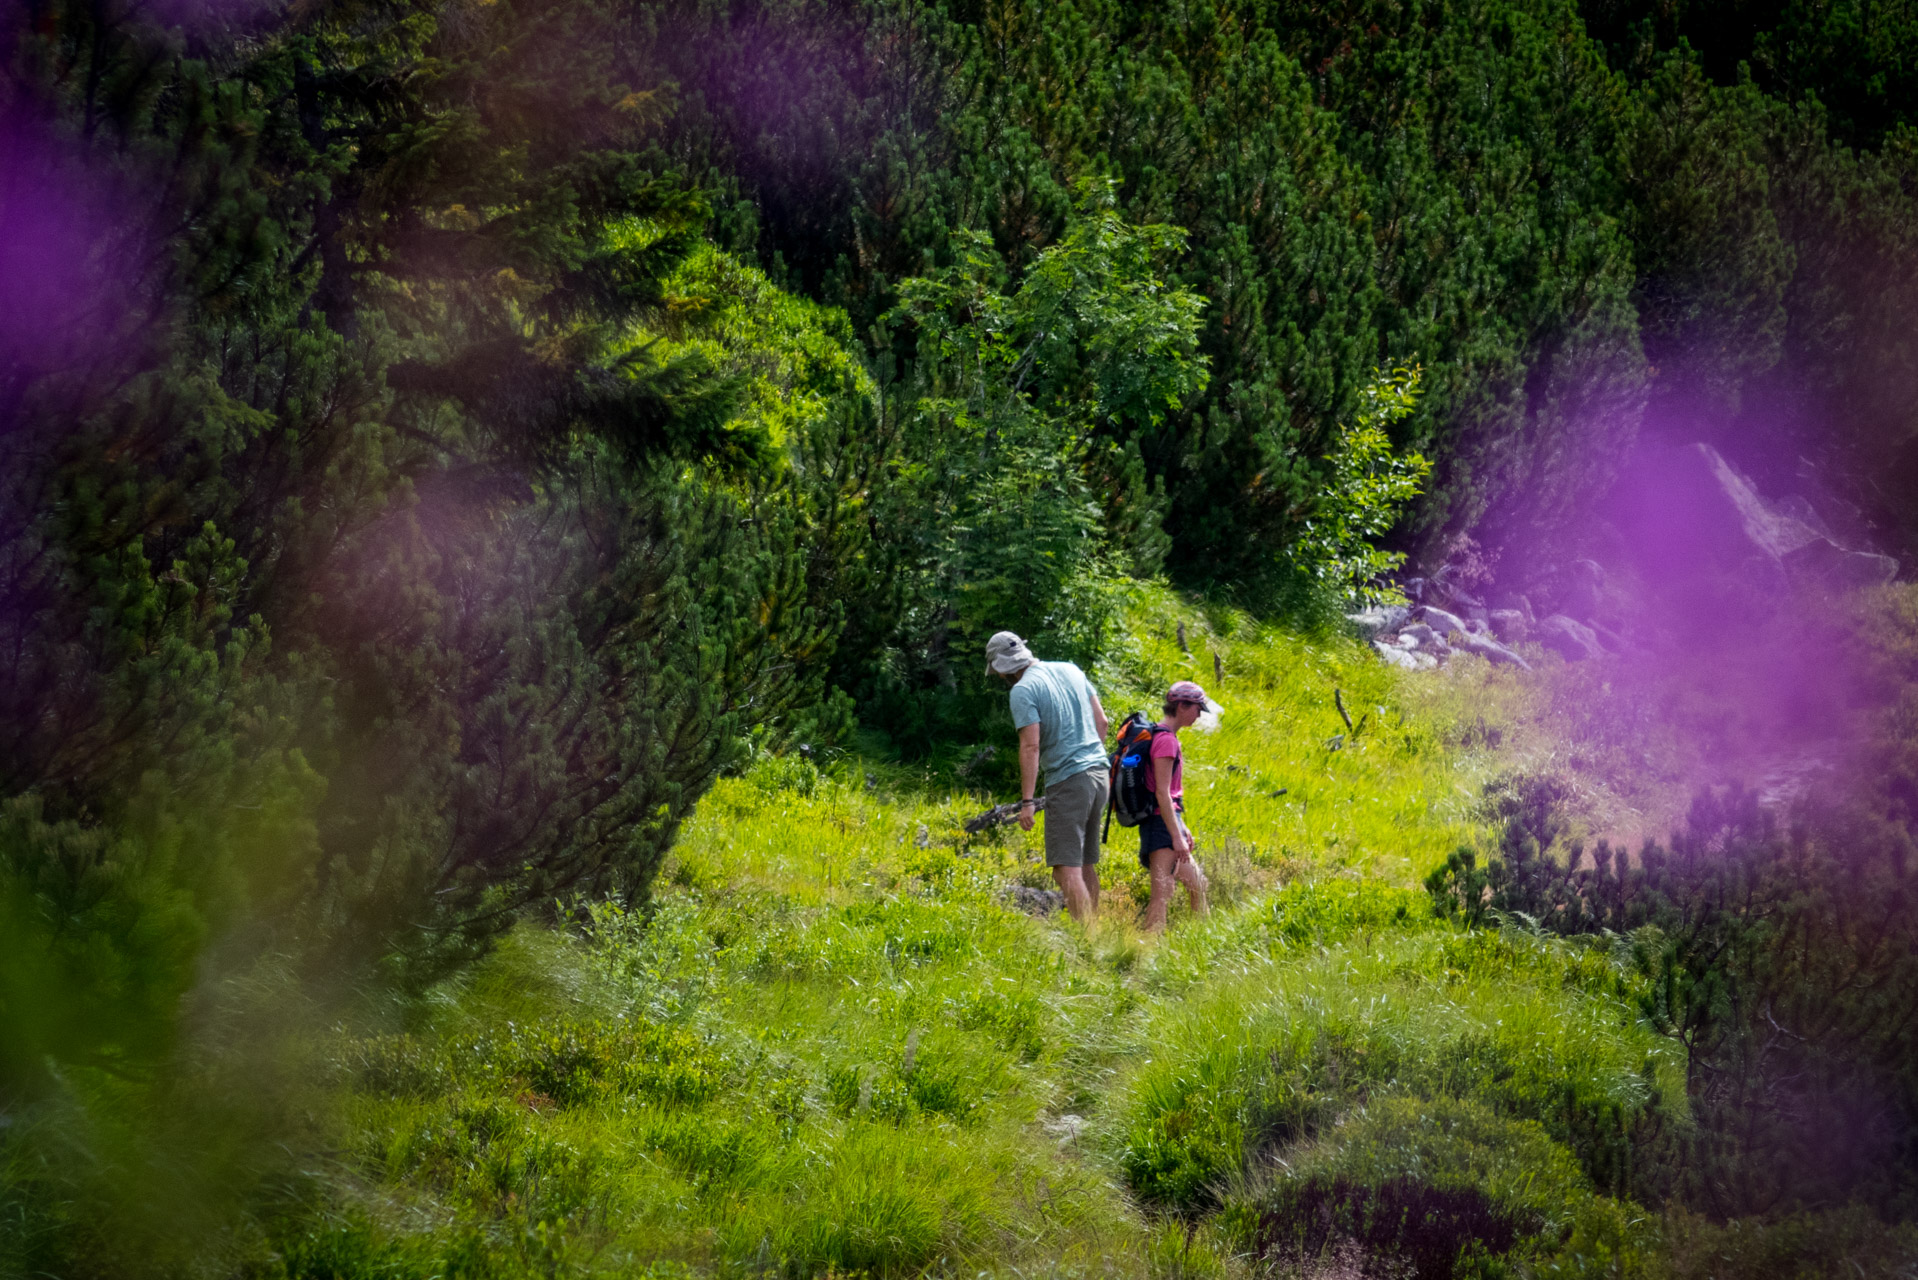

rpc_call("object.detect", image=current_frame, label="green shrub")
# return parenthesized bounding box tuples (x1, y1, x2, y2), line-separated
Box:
(1116, 924, 1676, 1215)
(1291, 369, 1433, 610)
(1225, 1097, 1657, 1280)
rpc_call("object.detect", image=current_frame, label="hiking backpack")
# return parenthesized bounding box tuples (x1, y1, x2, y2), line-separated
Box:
(1107, 712, 1173, 828)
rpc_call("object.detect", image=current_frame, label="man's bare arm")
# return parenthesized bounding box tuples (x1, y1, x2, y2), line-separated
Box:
(1088, 692, 1110, 742)
(1017, 722, 1042, 831)
(1018, 723, 1042, 799)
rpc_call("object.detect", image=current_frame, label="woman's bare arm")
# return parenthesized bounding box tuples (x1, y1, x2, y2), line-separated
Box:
(1153, 754, 1189, 855)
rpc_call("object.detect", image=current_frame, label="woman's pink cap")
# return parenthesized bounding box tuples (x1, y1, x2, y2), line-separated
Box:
(1166, 680, 1209, 705)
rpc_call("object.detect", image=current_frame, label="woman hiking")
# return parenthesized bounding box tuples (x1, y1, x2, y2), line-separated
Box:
(1140, 680, 1215, 932)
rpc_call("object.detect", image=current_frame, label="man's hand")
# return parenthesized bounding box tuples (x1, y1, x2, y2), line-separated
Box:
(1017, 799, 1036, 831)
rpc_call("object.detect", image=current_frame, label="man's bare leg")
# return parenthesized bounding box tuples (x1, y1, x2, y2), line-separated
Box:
(1083, 861, 1101, 912)
(1051, 865, 1094, 922)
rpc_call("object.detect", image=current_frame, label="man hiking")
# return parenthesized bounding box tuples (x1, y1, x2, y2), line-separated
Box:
(1139, 680, 1214, 932)
(986, 631, 1110, 922)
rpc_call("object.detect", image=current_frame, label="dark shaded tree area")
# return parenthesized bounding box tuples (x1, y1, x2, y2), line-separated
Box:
(0, 0, 1218, 1122)
(628, 0, 1918, 571)
(0, 0, 857, 1099)
(1582, 0, 1918, 148)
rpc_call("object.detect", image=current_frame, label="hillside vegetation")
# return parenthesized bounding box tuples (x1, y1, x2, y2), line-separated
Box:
(1, 591, 1673, 1276)
(15, 586, 1918, 1278)
(6, 0, 1918, 1275)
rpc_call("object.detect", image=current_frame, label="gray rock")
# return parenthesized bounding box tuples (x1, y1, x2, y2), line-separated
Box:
(1619, 443, 1824, 581)
(1739, 549, 1793, 599)
(1402, 623, 1451, 656)
(1448, 629, 1532, 671)
(1415, 605, 1471, 637)
(1487, 609, 1529, 642)
(1845, 552, 1899, 586)
(1588, 620, 1635, 655)
(1774, 494, 1838, 543)
(1348, 605, 1412, 638)
(1791, 460, 1871, 541)
(1537, 614, 1605, 662)
(1614, 445, 1903, 592)
(1373, 640, 1422, 669)
(1003, 885, 1065, 917)
(1561, 559, 1609, 620)
(1783, 537, 1899, 588)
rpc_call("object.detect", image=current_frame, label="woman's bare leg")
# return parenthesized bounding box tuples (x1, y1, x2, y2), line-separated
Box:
(1144, 848, 1179, 931)
(1175, 856, 1210, 917)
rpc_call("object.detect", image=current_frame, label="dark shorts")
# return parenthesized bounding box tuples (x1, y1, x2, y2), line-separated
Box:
(1042, 767, 1106, 868)
(1138, 801, 1185, 869)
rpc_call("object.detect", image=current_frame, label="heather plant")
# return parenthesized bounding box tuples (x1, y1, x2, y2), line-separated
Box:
(1429, 777, 1918, 1218)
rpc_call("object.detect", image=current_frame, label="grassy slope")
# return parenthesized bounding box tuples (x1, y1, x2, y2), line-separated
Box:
(298, 588, 1687, 1279)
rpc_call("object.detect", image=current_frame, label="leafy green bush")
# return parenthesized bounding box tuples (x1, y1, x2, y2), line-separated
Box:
(1291, 369, 1434, 609)
(848, 192, 1210, 757)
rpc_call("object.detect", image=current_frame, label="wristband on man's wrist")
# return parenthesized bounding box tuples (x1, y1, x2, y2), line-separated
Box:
(1020, 798, 1035, 806)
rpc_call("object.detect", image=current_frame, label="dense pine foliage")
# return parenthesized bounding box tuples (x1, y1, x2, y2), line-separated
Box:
(636, 0, 1918, 567)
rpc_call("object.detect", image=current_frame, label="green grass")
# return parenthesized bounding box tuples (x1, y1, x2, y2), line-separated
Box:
(253, 586, 1708, 1279)
(1114, 905, 1681, 1211)
(21, 585, 1918, 1279)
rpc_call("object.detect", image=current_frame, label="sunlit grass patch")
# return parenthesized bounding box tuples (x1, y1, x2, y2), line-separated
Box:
(331, 909, 1147, 1276)
(1089, 585, 1512, 890)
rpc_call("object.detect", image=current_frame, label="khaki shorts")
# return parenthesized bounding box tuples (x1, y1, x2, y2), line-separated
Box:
(1042, 767, 1107, 868)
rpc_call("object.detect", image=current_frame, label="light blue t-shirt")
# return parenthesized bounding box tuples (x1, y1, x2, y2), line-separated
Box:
(1008, 660, 1108, 784)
